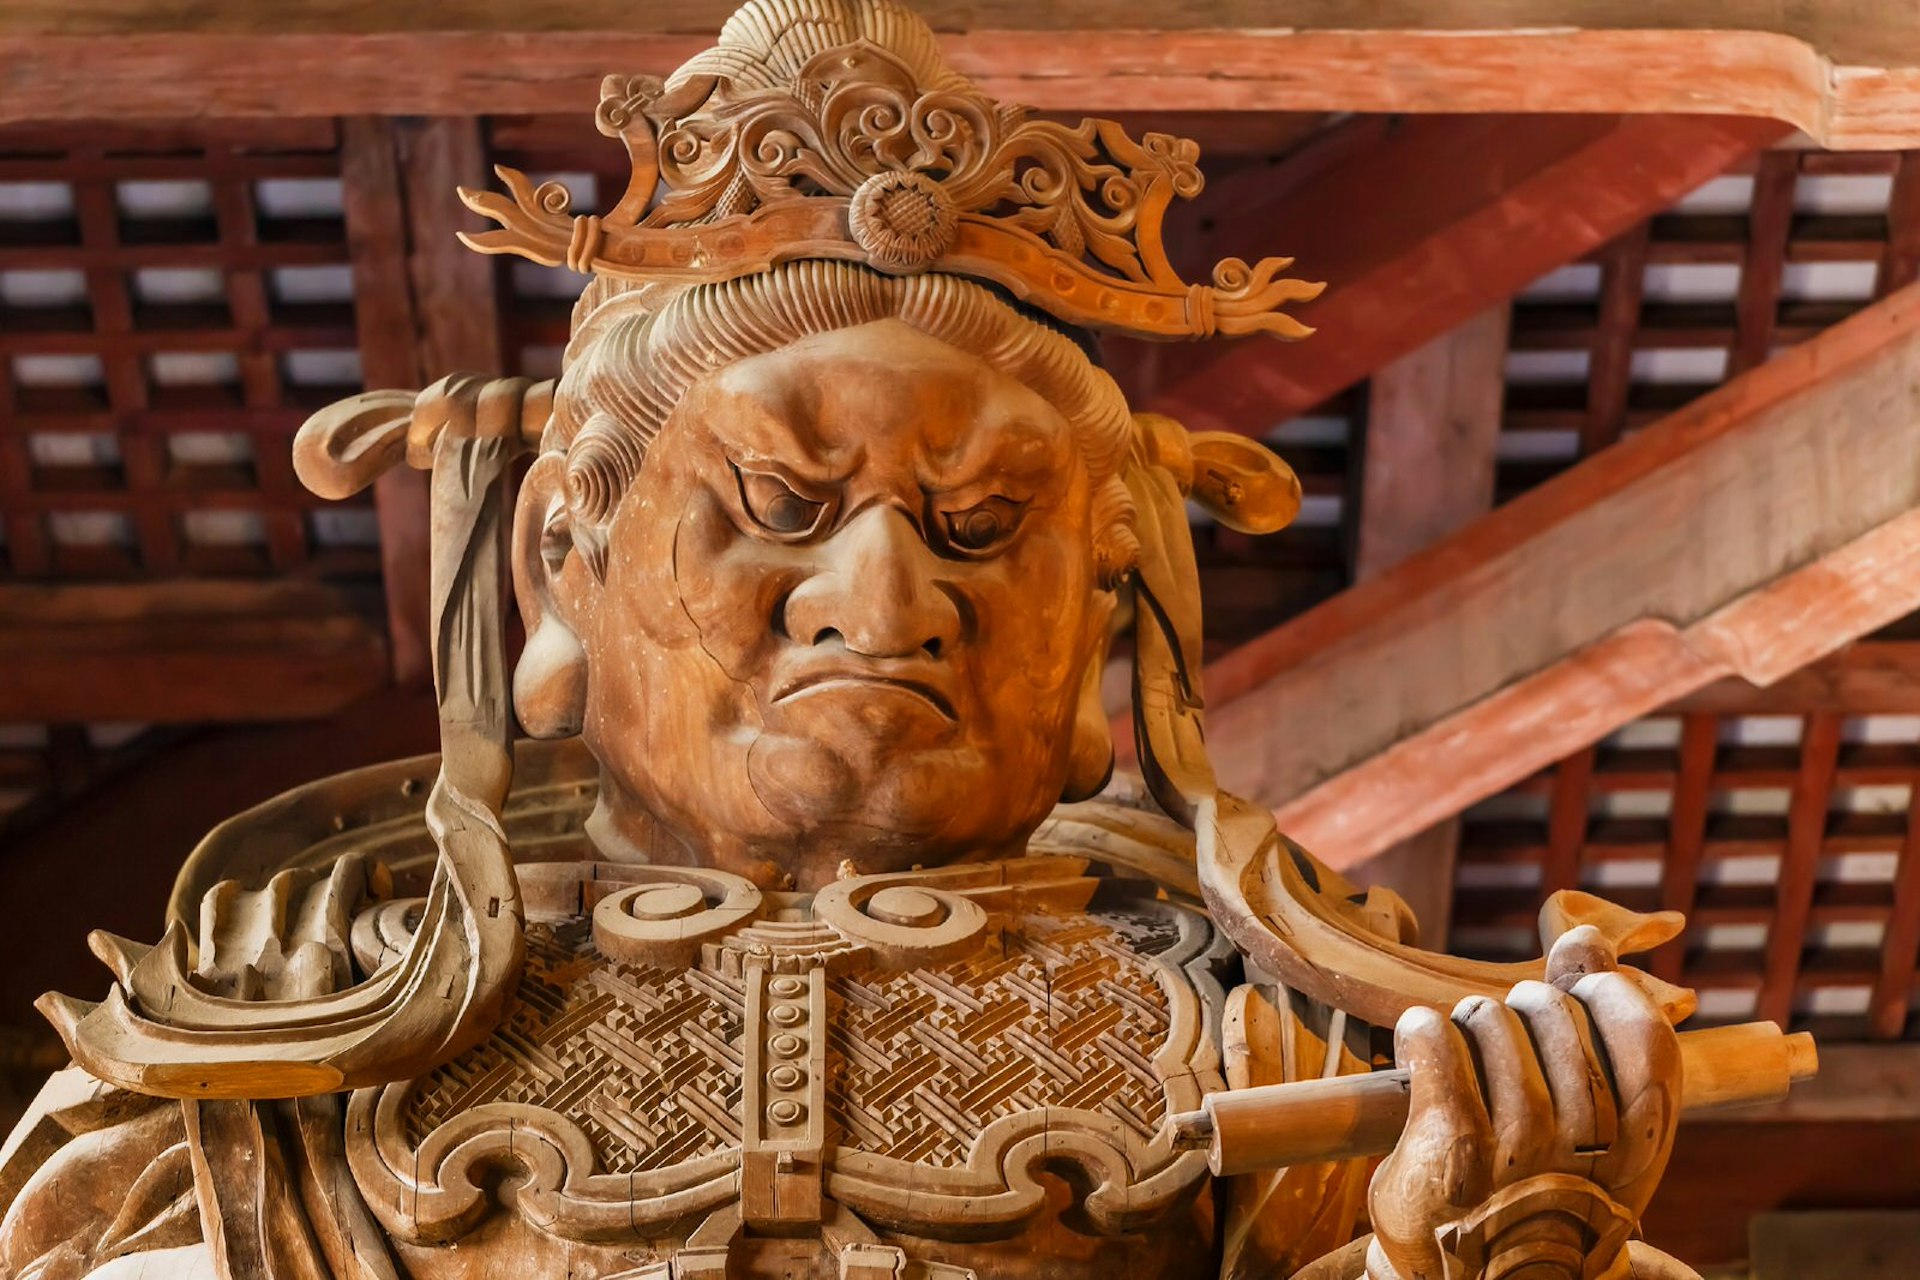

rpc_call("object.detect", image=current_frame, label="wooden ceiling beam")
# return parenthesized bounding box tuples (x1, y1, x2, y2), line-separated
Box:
(0, 581, 388, 723)
(1195, 281, 1920, 871)
(2, 4, 1919, 147)
(1134, 112, 1785, 438)
(1672, 642, 1920, 715)
(340, 117, 430, 686)
(1648, 1115, 1920, 1266)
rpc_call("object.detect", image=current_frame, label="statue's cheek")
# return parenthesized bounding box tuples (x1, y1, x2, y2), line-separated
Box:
(982, 530, 1097, 692)
(668, 503, 805, 681)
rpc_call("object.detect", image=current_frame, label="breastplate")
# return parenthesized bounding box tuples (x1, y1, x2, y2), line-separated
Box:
(344, 855, 1229, 1276)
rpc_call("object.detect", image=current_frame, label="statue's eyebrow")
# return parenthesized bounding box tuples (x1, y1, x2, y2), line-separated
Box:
(704, 384, 846, 485)
(920, 410, 1064, 496)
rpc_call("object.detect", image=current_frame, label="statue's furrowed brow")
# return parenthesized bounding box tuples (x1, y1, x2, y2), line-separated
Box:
(700, 387, 851, 488)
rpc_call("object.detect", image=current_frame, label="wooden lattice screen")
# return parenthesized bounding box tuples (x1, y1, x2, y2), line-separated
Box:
(1454, 712, 1920, 1041)
(0, 121, 381, 826)
(0, 120, 378, 583)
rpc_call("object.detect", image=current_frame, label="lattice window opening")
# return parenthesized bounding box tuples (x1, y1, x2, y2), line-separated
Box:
(269, 264, 354, 306)
(0, 124, 373, 583)
(1451, 709, 1920, 1038)
(1499, 147, 1917, 506)
(281, 348, 362, 396)
(0, 181, 78, 246)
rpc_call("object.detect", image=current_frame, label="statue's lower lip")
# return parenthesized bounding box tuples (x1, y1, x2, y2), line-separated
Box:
(773, 674, 957, 719)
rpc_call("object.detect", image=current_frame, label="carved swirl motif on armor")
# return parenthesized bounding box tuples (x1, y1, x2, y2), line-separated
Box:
(347, 861, 1225, 1247)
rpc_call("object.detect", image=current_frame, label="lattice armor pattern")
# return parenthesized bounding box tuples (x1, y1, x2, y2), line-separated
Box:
(404, 917, 748, 1172)
(826, 910, 1179, 1168)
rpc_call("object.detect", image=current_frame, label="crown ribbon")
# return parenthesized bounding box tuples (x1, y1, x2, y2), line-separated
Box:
(458, 41, 1323, 341)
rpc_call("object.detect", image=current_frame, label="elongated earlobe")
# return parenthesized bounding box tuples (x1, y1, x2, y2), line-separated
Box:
(512, 454, 589, 738)
(1061, 621, 1117, 804)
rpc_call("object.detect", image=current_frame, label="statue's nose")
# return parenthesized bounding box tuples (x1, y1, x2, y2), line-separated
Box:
(781, 505, 962, 659)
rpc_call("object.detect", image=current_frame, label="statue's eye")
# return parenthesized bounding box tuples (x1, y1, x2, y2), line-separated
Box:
(735, 465, 828, 537)
(939, 496, 1025, 556)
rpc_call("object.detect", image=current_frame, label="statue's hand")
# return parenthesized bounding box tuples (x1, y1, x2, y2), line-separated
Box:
(1365, 930, 1682, 1280)
(192, 852, 389, 1001)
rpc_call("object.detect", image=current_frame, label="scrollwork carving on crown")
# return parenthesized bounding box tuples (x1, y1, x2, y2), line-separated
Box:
(619, 44, 1197, 277)
(461, 43, 1323, 339)
(342, 857, 1230, 1247)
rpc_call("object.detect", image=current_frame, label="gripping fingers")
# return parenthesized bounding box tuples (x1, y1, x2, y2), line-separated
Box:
(1573, 969, 1683, 1210)
(1506, 980, 1618, 1176)
(1452, 994, 1556, 1188)
(1545, 923, 1620, 989)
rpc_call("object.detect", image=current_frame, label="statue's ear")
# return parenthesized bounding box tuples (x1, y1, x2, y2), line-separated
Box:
(1061, 603, 1118, 803)
(511, 452, 589, 738)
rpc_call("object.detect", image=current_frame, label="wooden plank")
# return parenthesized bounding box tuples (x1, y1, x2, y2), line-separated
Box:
(1351, 306, 1508, 579)
(1758, 712, 1842, 1027)
(1883, 152, 1920, 294)
(2, 5, 1919, 147)
(0, 581, 388, 723)
(1140, 114, 1783, 439)
(1675, 642, 1920, 714)
(1646, 1119, 1920, 1266)
(1195, 280, 1920, 871)
(1730, 151, 1801, 376)
(340, 117, 430, 685)
(1342, 307, 1507, 944)
(1582, 224, 1651, 455)
(1542, 747, 1596, 895)
(397, 118, 503, 376)
(1346, 821, 1462, 950)
(1752, 1211, 1920, 1280)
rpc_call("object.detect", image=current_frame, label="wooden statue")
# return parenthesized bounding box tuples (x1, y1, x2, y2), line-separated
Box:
(0, 4, 1816, 1278)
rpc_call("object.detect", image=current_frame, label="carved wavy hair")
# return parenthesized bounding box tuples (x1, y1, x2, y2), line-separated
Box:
(543, 260, 1140, 584)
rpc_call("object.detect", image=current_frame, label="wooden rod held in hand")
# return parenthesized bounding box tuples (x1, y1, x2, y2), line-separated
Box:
(1171, 1021, 1817, 1177)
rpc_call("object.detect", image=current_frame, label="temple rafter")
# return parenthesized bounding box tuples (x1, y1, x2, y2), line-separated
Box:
(4, 2, 1920, 146)
(1131, 112, 1788, 438)
(0, 581, 388, 724)
(1193, 279, 1920, 870)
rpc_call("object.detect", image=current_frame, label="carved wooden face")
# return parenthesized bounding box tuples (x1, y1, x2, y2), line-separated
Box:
(546, 320, 1114, 887)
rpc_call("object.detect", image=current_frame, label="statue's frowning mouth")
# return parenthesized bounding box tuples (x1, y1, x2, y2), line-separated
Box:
(772, 666, 958, 719)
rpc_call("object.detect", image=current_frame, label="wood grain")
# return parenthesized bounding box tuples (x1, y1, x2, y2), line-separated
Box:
(1204, 280, 1920, 869)
(2, 9, 1919, 146)
(0, 581, 386, 723)
(1341, 307, 1508, 941)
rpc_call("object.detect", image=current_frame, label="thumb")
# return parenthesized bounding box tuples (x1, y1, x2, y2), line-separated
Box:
(1369, 1005, 1492, 1280)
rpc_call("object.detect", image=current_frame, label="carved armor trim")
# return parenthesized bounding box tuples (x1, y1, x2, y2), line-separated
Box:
(345, 859, 1226, 1248)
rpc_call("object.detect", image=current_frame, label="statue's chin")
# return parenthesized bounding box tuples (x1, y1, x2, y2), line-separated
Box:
(740, 729, 1036, 871)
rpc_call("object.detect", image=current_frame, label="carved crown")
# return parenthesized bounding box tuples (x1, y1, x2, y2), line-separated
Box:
(459, 0, 1322, 341)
